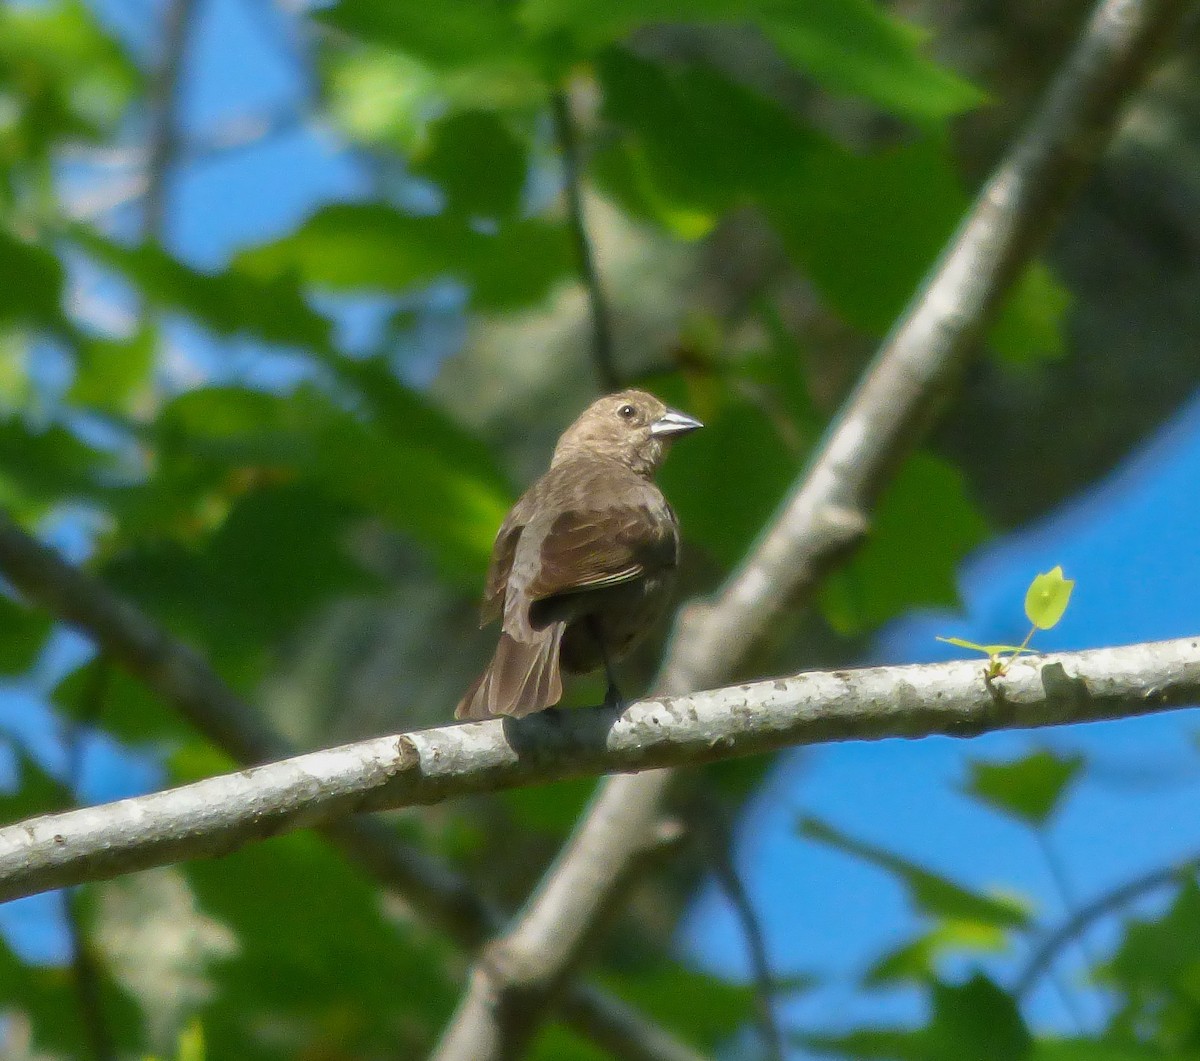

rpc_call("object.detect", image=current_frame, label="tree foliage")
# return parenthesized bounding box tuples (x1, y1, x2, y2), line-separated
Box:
(0, 0, 1192, 1057)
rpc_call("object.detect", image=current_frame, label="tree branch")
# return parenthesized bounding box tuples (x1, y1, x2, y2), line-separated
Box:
(143, 0, 199, 238)
(551, 86, 621, 391)
(0, 514, 704, 1061)
(434, 0, 1194, 1055)
(1015, 851, 1200, 1000)
(0, 637, 1196, 903)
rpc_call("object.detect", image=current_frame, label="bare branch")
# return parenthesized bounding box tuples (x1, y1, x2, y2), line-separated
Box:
(551, 86, 621, 391)
(1, 637, 1197, 903)
(436, 0, 1195, 1055)
(0, 515, 703, 1061)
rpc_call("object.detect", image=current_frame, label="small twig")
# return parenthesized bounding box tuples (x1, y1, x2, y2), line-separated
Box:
(692, 793, 784, 1061)
(1015, 853, 1200, 1000)
(551, 86, 621, 392)
(1036, 831, 1101, 1029)
(143, 0, 200, 238)
(59, 658, 115, 1061)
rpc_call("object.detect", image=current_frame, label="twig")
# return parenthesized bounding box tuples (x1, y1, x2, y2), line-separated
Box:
(143, 0, 200, 238)
(1, 636, 1197, 903)
(1015, 853, 1200, 1000)
(60, 659, 115, 1061)
(432, 0, 1193, 1055)
(1036, 832, 1100, 1030)
(551, 86, 621, 391)
(0, 511, 705, 1061)
(693, 794, 784, 1061)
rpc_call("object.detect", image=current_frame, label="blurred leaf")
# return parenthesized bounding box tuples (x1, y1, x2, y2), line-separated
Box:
(101, 482, 379, 679)
(0, 417, 111, 514)
(186, 831, 455, 1060)
(502, 776, 596, 836)
(1031, 1042, 1187, 1061)
(319, 0, 528, 69)
(602, 960, 756, 1052)
(989, 263, 1072, 364)
(522, 0, 982, 121)
(0, 745, 65, 820)
(0, 229, 67, 331)
(964, 750, 1083, 827)
(74, 232, 335, 355)
(0, 593, 51, 674)
(820, 453, 989, 635)
(237, 203, 571, 309)
(1107, 880, 1200, 1000)
(1025, 566, 1074, 630)
(70, 326, 156, 414)
(53, 657, 193, 748)
(411, 109, 528, 217)
(116, 383, 511, 588)
(0, 0, 139, 159)
(657, 389, 795, 568)
(802, 975, 1029, 1061)
(866, 918, 1010, 985)
(799, 818, 1028, 928)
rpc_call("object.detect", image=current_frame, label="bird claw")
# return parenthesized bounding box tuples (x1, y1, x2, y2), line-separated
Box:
(603, 680, 626, 711)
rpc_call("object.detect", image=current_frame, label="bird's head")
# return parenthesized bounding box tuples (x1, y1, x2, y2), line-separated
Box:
(552, 389, 703, 476)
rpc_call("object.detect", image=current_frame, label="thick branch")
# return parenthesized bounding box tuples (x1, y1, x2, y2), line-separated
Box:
(1, 637, 1196, 903)
(437, 0, 1195, 1055)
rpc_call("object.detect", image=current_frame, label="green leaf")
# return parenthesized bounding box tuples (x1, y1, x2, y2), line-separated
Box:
(866, 919, 1009, 985)
(1031, 1041, 1185, 1061)
(319, 0, 527, 70)
(799, 817, 1029, 928)
(53, 660, 192, 747)
(988, 262, 1072, 364)
(820, 453, 989, 636)
(123, 383, 511, 589)
(0, 228, 67, 332)
(936, 637, 1034, 655)
(0, 417, 112, 514)
(1024, 566, 1074, 630)
(522, 0, 983, 122)
(964, 750, 1083, 827)
(0, 592, 51, 673)
(656, 388, 796, 568)
(600, 961, 756, 1052)
(70, 326, 157, 414)
(73, 231, 334, 355)
(236, 204, 571, 310)
(411, 109, 528, 217)
(186, 831, 456, 1059)
(800, 975, 1029, 1061)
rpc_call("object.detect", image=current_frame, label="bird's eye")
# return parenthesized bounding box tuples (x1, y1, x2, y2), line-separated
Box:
(618, 404, 636, 420)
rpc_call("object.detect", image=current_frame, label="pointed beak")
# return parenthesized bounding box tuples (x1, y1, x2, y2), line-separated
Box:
(650, 408, 704, 438)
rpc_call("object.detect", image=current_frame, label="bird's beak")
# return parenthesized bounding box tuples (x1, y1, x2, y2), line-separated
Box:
(650, 408, 704, 437)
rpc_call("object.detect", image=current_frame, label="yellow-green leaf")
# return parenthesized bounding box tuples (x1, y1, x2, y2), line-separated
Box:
(1024, 566, 1074, 630)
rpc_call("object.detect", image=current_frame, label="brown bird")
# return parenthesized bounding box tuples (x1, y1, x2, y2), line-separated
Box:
(456, 389, 702, 721)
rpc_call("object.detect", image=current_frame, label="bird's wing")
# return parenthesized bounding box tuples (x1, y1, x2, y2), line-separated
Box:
(480, 507, 526, 626)
(525, 502, 678, 604)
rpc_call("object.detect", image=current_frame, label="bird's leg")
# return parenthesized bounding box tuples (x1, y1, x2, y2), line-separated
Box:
(588, 616, 625, 710)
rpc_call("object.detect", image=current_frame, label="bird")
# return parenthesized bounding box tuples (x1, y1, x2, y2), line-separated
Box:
(455, 389, 702, 721)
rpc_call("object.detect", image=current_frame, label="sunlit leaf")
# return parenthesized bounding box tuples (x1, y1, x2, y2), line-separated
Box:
(1024, 566, 1074, 630)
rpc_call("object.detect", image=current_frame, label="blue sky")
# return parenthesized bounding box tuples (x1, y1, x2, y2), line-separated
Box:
(5, 0, 1200, 1055)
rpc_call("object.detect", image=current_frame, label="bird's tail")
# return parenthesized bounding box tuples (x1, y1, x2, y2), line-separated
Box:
(455, 625, 565, 720)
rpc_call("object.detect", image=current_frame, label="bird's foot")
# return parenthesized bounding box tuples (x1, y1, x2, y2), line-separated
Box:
(603, 680, 626, 712)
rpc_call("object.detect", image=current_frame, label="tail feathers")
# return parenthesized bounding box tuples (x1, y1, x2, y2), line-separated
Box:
(455, 625, 564, 720)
